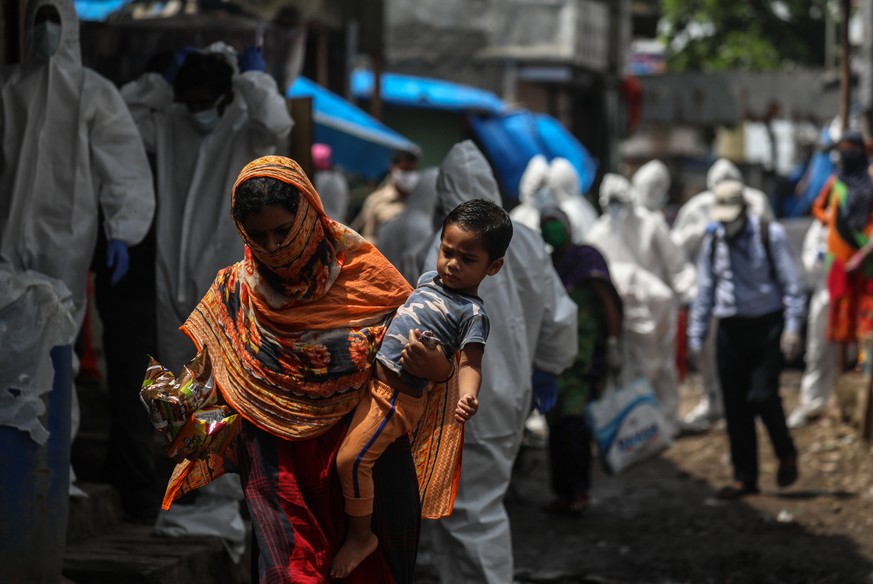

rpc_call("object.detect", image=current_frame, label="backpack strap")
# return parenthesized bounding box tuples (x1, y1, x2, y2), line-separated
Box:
(759, 217, 776, 280)
(708, 230, 718, 272)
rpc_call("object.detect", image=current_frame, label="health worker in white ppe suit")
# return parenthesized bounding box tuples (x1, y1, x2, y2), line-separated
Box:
(671, 159, 774, 429)
(632, 159, 671, 213)
(584, 174, 696, 431)
(788, 219, 835, 428)
(510, 155, 598, 243)
(122, 44, 293, 372)
(0, 0, 155, 500)
(422, 141, 577, 584)
(0, 0, 155, 330)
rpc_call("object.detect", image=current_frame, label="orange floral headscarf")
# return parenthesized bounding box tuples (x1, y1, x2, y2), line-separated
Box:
(182, 156, 411, 440)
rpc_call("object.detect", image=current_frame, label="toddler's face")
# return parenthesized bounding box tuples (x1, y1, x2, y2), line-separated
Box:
(437, 224, 502, 295)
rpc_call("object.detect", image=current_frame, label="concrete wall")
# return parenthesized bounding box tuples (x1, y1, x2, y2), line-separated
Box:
(385, 0, 503, 93)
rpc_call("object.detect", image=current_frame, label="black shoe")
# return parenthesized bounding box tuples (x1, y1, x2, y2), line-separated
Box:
(777, 455, 798, 488)
(716, 482, 760, 500)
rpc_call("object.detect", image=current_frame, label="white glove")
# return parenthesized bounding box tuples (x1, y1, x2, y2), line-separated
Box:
(606, 336, 622, 374)
(780, 330, 802, 362)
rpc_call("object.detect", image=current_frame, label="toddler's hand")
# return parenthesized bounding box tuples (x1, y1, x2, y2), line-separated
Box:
(455, 394, 479, 423)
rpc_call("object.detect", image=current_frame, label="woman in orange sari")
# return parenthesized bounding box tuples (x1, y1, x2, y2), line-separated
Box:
(812, 131, 873, 364)
(158, 155, 449, 583)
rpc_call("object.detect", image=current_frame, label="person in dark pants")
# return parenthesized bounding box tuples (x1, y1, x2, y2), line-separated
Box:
(92, 206, 164, 522)
(688, 179, 806, 499)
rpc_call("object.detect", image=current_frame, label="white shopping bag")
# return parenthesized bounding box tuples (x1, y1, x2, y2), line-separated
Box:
(586, 376, 672, 475)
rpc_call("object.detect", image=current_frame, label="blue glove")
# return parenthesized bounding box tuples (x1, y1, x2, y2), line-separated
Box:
(106, 239, 129, 286)
(238, 47, 266, 73)
(531, 368, 558, 413)
(704, 221, 719, 235)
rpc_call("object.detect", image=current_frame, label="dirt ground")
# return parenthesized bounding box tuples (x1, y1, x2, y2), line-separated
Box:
(417, 370, 873, 584)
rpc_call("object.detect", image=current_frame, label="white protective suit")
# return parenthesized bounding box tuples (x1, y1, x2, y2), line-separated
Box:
(423, 141, 578, 584)
(313, 169, 349, 223)
(789, 220, 835, 427)
(671, 159, 774, 426)
(0, 0, 155, 329)
(632, 159, 671, 212)
(510, 155, 598, 243)
(672, 159, 774, 260)
(122, 46, 293, 371)
(585, 174, 696, 430)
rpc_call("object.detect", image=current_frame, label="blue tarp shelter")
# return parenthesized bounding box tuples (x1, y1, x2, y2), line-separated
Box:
(351, 70, 506, 114)
(287, 76, 419, 180)
(74, 0, 132, 21)
(351, 70, 596, 200)
(470, 111, 598, 200)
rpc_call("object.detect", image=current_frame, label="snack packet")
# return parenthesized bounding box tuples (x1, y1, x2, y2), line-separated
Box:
(419, 330, 442, 350)
(165, 405, 241, 463)
(140, 349, 216, 445)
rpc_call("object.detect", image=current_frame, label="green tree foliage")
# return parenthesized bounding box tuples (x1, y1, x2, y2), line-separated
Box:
(661, 0, 829, 71)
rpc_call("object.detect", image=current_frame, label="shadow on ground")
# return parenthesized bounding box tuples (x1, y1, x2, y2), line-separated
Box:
(498, 442, 872, 584)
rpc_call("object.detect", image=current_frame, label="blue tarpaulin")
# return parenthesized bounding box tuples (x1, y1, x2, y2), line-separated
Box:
(351, 69, 506, 114)
(470, 111, 598, 200)
(74, 0, 131, 21)
(287, 76, 419, 180)
(349, 69, 594, 199)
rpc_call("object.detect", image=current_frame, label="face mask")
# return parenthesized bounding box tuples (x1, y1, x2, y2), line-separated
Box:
(722, 215, 746, 239)
(840, 148, 867, 172)
(606, 201, 626, 221)
(541, 220, 568, 249)
(392, 170, 421, 193)
(33, 22, 61, 60)
(533, 188, 556, 209)
(191, 108, 221, 133)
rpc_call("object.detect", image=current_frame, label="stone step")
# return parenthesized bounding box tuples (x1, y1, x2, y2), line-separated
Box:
(63, 522, 251, 584)
(66, 481, 251, 583)
(67, 483, 123, 545)
(64, 484, 251, 584)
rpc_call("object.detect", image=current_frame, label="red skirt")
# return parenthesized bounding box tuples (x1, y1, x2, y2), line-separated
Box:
(237, 419, 420, 583)
(827, 260, 873, 343)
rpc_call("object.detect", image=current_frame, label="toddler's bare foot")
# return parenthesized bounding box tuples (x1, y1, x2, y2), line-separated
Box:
(329, 532, 378, 579)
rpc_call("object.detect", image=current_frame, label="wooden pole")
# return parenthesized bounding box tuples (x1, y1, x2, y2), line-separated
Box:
(840, 0, 852, 131)
(371, 51, 383, 122)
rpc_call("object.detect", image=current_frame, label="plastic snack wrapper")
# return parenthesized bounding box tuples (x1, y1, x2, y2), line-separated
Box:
(140, 349, 240, 461)
(140, 350, 217, 444)
(165, 405, 241, 463)
(419, 330, 442, 350)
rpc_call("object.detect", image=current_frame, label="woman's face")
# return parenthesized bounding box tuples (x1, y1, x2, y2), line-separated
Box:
(242, 205, 297, 252)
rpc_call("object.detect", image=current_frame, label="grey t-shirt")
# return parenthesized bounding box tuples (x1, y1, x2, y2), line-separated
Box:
(377, 270, 489, 391)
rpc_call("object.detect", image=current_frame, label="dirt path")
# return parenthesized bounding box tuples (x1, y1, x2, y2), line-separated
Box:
(503, 371, 873, 583)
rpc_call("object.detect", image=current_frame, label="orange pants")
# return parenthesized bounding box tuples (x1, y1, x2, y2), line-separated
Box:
(337, 377, 426, 516)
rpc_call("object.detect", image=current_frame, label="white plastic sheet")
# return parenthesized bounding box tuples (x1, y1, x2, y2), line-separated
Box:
(0, 265, 76, 444)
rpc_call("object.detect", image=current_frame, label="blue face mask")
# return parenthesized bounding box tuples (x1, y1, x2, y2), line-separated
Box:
(33, 21, 61, 60)
(533, 187, 556, 209)
(191, 108, 221, 133)
(607, 201, 626, 220)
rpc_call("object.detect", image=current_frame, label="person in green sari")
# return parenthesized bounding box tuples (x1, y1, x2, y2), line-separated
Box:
(539, 207, 623, 514)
